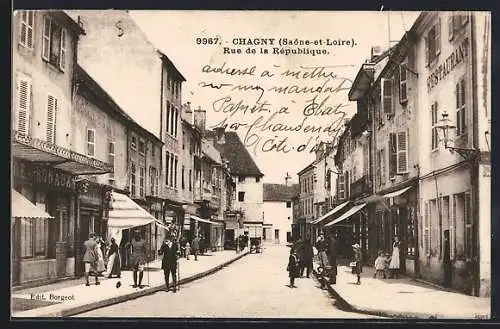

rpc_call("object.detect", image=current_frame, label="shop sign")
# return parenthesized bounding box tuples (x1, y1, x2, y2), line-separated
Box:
(427, 37, 469, 92)
(150, 202, 162, 212)
(32, 165, 76, 191)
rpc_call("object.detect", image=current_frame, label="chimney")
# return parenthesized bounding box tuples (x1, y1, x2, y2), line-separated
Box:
(182, 102, 193, 123)
(285, 172, 291, 187)
(214, 126, 226, 145)
(194, 106, 206, 134)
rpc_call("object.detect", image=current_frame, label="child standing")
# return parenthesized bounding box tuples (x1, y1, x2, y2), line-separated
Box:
(373, 251, 387, 279)
(352, 244, 362, 285)
(287, 248, 300, 288)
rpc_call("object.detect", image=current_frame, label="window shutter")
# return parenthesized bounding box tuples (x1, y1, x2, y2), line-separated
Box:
(16, 75, 32, 135)
(461, 13, 469, 26)
(19, 11, 35, 49)
(46, 95, 57, 144)
(381, 78, 394, 114)
(448, 15, 455, 41)
(399, 64, 408, 103)
(344, 171, 349, 197)
(42, 16, 51, 61)
(424, 201, 430, 255)
(397, 131, 408, 174)
(424, 36, 429, 66)
(389, 133, 398, 177)
(20, 11, 27, 46)
(435, 17, 441, 56)
(59, 28, 67, 71)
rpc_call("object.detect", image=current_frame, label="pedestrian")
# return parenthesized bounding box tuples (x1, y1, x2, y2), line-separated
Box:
(315, 234, 329, 288)
(191, 235, 200, 261)
(287, 247, 300, 288)
(126, 229, 147, 288)
(106, 237, 121, 278)
(327, 233, 339, 284)
(373, 250, 387, 279)
(294, 238, 305, 277)
(83, 233, 100, 286)
(158, 235, 180, 293)
(301, 239, 314, 278)
(96, 237, 106, 276)
(180, 236, 187, 258)
(185, 241, 191, 260)
(352, 243, 362, 285)
(389, 236, 401, 279)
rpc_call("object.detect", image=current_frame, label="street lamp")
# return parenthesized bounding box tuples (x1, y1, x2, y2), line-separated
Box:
(436, 111, 480, 160)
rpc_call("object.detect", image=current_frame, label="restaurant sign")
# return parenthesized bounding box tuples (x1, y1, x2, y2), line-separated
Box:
(427, 37, 469, 92)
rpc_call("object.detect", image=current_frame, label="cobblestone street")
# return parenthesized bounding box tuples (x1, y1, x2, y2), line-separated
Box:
(75, 245, 380, 318)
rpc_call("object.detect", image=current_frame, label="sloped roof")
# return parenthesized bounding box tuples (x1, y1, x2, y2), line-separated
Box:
(211, 131, 263, 177)
(263, 183, 299, 201)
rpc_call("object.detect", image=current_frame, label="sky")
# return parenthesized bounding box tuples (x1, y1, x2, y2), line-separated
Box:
(129, 10, 420, 184)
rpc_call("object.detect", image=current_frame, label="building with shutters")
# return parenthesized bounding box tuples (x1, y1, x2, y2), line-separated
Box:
(296, 162, 316, 241)
(413, 12, 491, 297)
(329, 110, 372, 260)
(212, 131, 264, 243)
(263, 183, 299, 244)
(310, 142, 337, 243)
(12, 10, 113, 286)
(69, 11, 178, 262)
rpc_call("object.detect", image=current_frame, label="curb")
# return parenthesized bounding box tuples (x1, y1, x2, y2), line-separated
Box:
(312, 269, 490, 319)
(14, 251, 250, 318)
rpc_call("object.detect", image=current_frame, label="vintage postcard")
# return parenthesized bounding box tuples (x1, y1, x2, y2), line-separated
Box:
(11, 10, 491, 319)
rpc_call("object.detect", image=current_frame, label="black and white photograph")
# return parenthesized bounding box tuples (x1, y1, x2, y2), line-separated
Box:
(11, 9, 491, 319)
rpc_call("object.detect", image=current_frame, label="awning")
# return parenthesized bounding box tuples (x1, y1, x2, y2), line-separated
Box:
(312, 201, 350, 225)
(108, 192, 156, 229)
(11, 130, 112, 175)
(381, 186, 412, 199)
(11, 189, 54, 219)
(190, 215, 222, 226)
(324, 203, 367, 227)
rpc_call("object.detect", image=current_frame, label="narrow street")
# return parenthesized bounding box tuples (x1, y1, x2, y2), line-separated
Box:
(75, 245, 380, 318)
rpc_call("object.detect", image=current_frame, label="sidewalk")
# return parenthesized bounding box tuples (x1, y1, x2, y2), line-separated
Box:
(11, 249, 249, 318)
(314, 263, 491, 319)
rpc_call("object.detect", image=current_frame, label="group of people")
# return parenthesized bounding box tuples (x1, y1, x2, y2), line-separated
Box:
(373, 237, 401, 279)
(179, 235, 206, 261)
(83, 233, 121, 286)
(83, 228, 213, 293)
(286, 232, 401, 288)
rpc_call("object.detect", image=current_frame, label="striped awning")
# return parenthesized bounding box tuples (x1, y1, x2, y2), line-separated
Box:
(190, 215, 223, 226)
(11, 189, 54, 219)
(311, 201, 350, 225)
(109, 192, 159, 229)
(324, 203, 367, 227)
(11, 130, 112, 175)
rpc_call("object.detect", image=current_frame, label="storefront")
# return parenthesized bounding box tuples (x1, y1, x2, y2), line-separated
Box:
(11, 189, 54, 286)
(107, 192, 169, 269)
(12, 160, 77, 285)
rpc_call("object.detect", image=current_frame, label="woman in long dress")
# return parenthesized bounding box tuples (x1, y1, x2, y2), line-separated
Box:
(389, 236, 401, 279)
(96, 239, 106, 275)
(106, 238, 121, 278)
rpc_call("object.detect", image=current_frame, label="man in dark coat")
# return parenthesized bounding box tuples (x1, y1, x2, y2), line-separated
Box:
(293, 238, 304, 277)
(158, 235, 180, 292)
(301, 239, 314, 278)
(327, 233, 339, 284)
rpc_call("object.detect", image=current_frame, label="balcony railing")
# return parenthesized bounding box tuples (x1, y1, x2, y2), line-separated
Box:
(12, 130, 113, 174)
(349, 175, 372, 199)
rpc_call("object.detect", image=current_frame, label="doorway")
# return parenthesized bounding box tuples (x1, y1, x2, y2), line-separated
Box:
(274, 229, 280, 244)
(443, 229, 452, 288)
